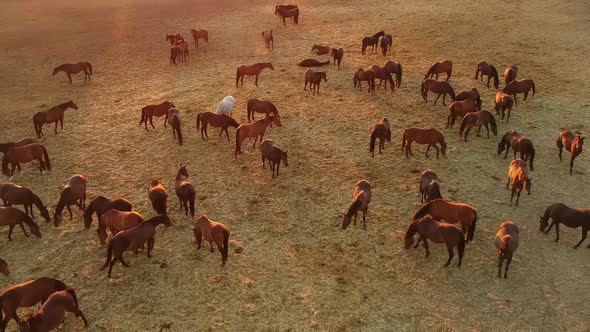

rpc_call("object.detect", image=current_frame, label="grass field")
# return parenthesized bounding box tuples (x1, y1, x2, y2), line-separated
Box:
(1, 0, 589, 331)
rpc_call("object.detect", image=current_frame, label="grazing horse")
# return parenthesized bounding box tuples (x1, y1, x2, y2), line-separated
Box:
(32, 101, 79, 138)
(139, 101, 175, 131)
(0, 138, 37, 155)
(494, 92, 515, 122)
(455, 88, 481, 110)
(236, 63, 274, 87)
(262, 30, 273, 49)
(404, 215, 465, 267)
(148, 180, 168, 215)
(304, 70, 327, 95)
(235, 116, 282, 157)
(84, 196, 132, 229)
(475, 61, 499, 89)
(384, 60, 403, 87)
(330, 48, 344, 70)
(507, 159, 531, 206)
(380, 34, 392, 56)
(193, 214, 231, 265)
(101, 214, 171, 277)
(19, 289, 88, 332)
(447, 99, 477, 128)
(401, 128, 447, 159)
(167, 108, 183, 146)
(502, 79, 535, 105)
(97, 209, 144, 245)
(0, 258, 7, 276)
(459, 110, 498, 141)
(247, 98, 279, 123)
(52, 62, 93, 84)
(353, 68, 376, 93)
(260, 139, 288, 178)
(361, 31, 384, 55)
(0, 207, 41, 240)
(298, 59, 330, 67)
(216, 95, 235, 117)
(497, 131, 535, 171)
(196, 112, 239, 141)
(495, 221, 520, 278)
(421, 79, 455, 105)
(504, 65, 518, 85)
(369, 118, 391, 157)
(413, 199, 477, 242)
(342, 180, 371, 230)
(0, 183, 50, 222)
(54, 175, 87, 226)
(190, 28, 209, 48)
(419, 169, 442, 203)
(425, 60, 452, 81)
(539, 203, 590, 248)
(1, 144, 50, 177)
(557, 129, 584, 175)
(311, 44, 330, 55)
(371, 65, 395, 92)
(276, 6, 299, 25)
(175, 165, 196, 218)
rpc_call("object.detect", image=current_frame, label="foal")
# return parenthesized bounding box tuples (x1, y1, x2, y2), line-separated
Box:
(19, 289, 88, 331)
(342, 180, 371, 230)
(260, 139, 288, 178)
(557, 129, 584, 175)
(495, 221, 520, 278)
(369, 118, 391, 157)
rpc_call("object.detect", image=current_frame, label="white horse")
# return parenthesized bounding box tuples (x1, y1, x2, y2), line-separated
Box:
(216, 96, 235, 117)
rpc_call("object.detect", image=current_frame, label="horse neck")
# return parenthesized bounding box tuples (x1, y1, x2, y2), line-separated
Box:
(30, 194, 45, 211)
(84, 198, 96, 217)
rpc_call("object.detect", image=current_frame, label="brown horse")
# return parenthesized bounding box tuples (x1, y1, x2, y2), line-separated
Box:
(404, 215, 465, 267)
(475, 61, 499, 89)
(261, 30, 273, 49)
(539, 203, 590, 248)
(196, 112, 239, 141)
(190, 28, 209, 48)
(169, 44, 184, 65)
(371, 65, 395, 92)
(298, 59, 330, 67)
(276, 6, 299, 25)
(0, 207, 41, 240)
(52, 62, 92, 84)
(557, 129, 584, 175)
(175, 165, 196, 218)
(1, 144, 51, 177)
(446, 99, 477, 128)
(504, 65, 518, 85)
(413, 198, 477, 242)
(260, 139, 288, 178)
(425, 60, 452, 81)
(311, 44, 330, 55)
(193, 214, 231, 265)
(380, 34, 392, 56)
(101, 214, 171, 277)
(353, 68, 376, 93)
(19, 289, 88, 332)
(361, 31, 384, 55)
(401, 128, 447, 159)
(507, 159, 531, 206)
(247, 98, 279, 123)
(0, 258, 7, 276)
(419, 169, 442, 203)
(502, 79, 535, 105)
(236, 63, 274, 87)
(497, 131, 535, 171)
(421, 79, 455, 105)
(235, 116, 282, 156)
(98, 209, 144, 245)
(165, 33, 184, 45)
(275, 4, 298, 17)
(459, 110, 498, 141)
(84, 196, 132, 229)
(304, 70, 327, 95)
(384, 60, 402, 87)
(455, 88, 481, 110)
(342, 180, 371, 230)
(495, 221, 520, 278)
(369, 118, 391, 157)
(330, 48, 344, 70)
(0, 277, 68, 331)
(166, 108, 183, 146)
(139, 101, 176, 131)
(54, 175, 87, 226)
(0, 183, 50, 222)
(148, 180, 168, 215)
(32, 101, 79, 138)
(0, 138, 37, 155)
(494, 92, 515, 122)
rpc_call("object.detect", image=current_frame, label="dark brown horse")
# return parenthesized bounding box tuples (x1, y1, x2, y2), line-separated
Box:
(84, 196, 132, 229)
(148, 180, 168, 215)
(0, 183, 50, 222)
(507, 159, 531, 206)
(495, 221, 520, 278)
(425, 60, 452, 81)
(342, 180, 371, 230)
(33, 101, 79, 138)
(247, 98, 279, 123)
(502, 79, 535, 105)
(311, 44, 330, 55)
(167, 108, 183, 146)
(139, 101, 176, 131)
(165, 33, 184, 45)
(413, 199, 477, 242)
(54, 175, 87, 226)
(0, 138, 37, 155)
(504, 65, 518, 85)
(353, 68, 376, 93)
(455, 88, 481, 110)
(419, 169, 442, 203)
(539, 203, 590, 248)
(193, 214, 231, 265)
(275, 4, 298, 17)
(304, 70, 327, 95)
(175, 165, 196, 218)
(330, 48, 344, 70)
(494, 92, 515, 122)
(384, 60, 403, 87)
(401, 128, 447, 159)
(361, 31, 384, 55)
(298, 59, 330, 67)
(447, 99, 477, 128)
(98, 209, 144, 245)
(0, 207, 41, 240)
(1, 144, 50, 177)
(276, 6, 299, 25)
(459, 110, 498, 141)
(190, 28, 209, 48)
(369, 118, 391, 157)
(557, 129, 584, 175)
(404, 215, 465, 267)
(235, 116, 282, 156)
(371, 65, 395, 92)
(196, 112, 239, 141)
(0, 258, 7, 276)
(380, 34, 392, 56)
(261, 30, 273, 49)
(236, 63, 274, 87)
(475, 61, 499, 89)
(421, 79, 455, 105)
(260, 139, 288, 178)
(19, 289, 88, 332)
(52, 62, 92, 84)
(497, 131, 535, 170)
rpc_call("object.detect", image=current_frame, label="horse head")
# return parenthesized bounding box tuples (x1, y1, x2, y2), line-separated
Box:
(539, 215, 548, 232)
(68, 100, 79, 110)
(404, 222, 417, 249)
(281, 150, 288, 167)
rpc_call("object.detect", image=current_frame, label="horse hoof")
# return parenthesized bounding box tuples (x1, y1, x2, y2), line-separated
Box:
(573, 245, 579, 249)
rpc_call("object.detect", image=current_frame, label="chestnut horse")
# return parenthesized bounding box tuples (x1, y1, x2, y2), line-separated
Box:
(474, 61, 499, 89)
(276, 6, 299, 25)
(497, 131, 535, 171)
(446, 99, 477, 128)
(19, 289, 88, 332)
(419, 169, 442, 203)
(196, 112, 239, 141)
(342, 180, 371, 230)
(0, 258, 7, 276)
(421, 79, 455, 105)
(304, 70, 327, 95)
(175, 165, 196, 218)
(494, 92, 515, 122)
(247, 98, 279, 123)
(84, 196, 132, 229)
(353, 68, 376, 93)
(495, 221, 520, 278)
(539, 203, 590, 248)
(33, 101, 79, 138)
(190, 28, 209, 48)
(331, 48, 344, 70)
(0, 138, 37, 155)
(235, 116, 282, 156)
(52, 62, 92, 84)
(361, 31, 384, 55)
(148, 180, 168, 215)
(459, 110, 498, 142)
(1, 144, 50, 177)
(557, 129, 584, 175)
(0, 207, 41, 240)
(139, 101, 176, 131)
(371, 65, 395, 92)
(401, 128, 447, 159)
(425, 60, 452, 81)
(413, 198, 477, 242)
(455, 88, 481, 110)
(98, 209, 144, 245)
(404, 215, 465, 267)
(193, 214, 231, 265)
(54, 175, 87, 226)
(260, 139, 288, 178)
(236, 63, 274, 87)
(502, 79, 535, 105)
(0, 183, 50, 222)
(504, 65, 518, 85)
(369, 118, 391, 157)
(167, 108, 183, 146)
(262, 30, 273, 49)
(384, 60, 403, 87)
(380, 34, 392, 56)
(311, 44, 330, 55)
(506, 159, 531, 206)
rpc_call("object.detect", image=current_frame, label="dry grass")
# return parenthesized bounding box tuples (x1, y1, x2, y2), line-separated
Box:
(1, 0, 589, 331)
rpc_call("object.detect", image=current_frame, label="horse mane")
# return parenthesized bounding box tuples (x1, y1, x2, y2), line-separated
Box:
(346, 196, 363, 217)
(490, 65, 499, 84)
(413, 200, 435, 220)
(498, 235, 511, 256)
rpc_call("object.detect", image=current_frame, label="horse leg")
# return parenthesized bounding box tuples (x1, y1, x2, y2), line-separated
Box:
(504, 256, 511, 278)
(523, 91, 529, 102)
(67, 205, 73, 220)
(60, 118, 64, 130)
(7, 224, 14, 240)
(507, 107, 511, 123)
(255, 75, 259, 86)
(413, 237, 421, 248)
(433, 93, 442, 105)
(570, 158, 575, 175)
(434, 145, 440, 159)
(353, 211, 357, 225)
(554, 223, 560, 242)
(149, 116, 155, 129)
(147, 238, 155, 257)
(422, 237, 430, 257)
(444, 244, 454, 267)
(425, 144, 431, 158)
(573, 226, 587, 248)
(408, 142, 414, 157)
(510, 186, 516, 204)
(19, 221, 29, 237)
(68, 73, 72, 84)
(498, 256, 504, 278)
(252, 136, 258, 149)
(515, 189, 521, 206)
(55, 121, 58, 134)
(442, 94, 447, 106)
(262, 154, 265, 168)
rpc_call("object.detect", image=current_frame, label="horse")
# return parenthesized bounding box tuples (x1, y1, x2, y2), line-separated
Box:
(32, 101, 79, 138)
(502, 79, 535, 105)
(383, 60, 403, 87)
(98, 209, 144, 245)
(361, 31, 384, 55)
(494, 92, 515, 122)
(176, 39, 189, 61)
(0, 277, 68, 331)
(495, 221, 520, 278)
(169, 44, 184, 65)
(276, 6, 299, 25)
(1, 144, 50, 177)
(330, 48, 344, 70)
(175, 165, 196, 218)
(413, 199, 477, 242)
(419, 169, 442, 203)
(167, 108, 183, 146)
(506, 159, 531, 206)
(193, 214, 231, 265)
(0, 183, 50, 222)
(139, 101, 176, 131)
(275, 4, 298, 17)
(425, 60, 452, 81)
(54, 175, 87, 226)
(369, 118, 391, 157)
(371, 65, 395, 92)
(0, 207, 41, 240)
(216, 96, 235, 117)
(0, 258, 7, 276)
(101, 214, 171, 277)
(165, 33, 184, 45)
(380, 34, 392, 56)
(304, 70, 327, 95)
(497, 131, 536, 171)
(247, 98, 279, 123)
(261, 30, 273, 49)
(260, 139, 288, 178)
(148, 180, 168, 215)
(353, 68, 376, 93)
(0, 138, 37, 155)
(539, 203, 590, 248)
(504, 65, 518, 85)
(421, 79, 455, 105)
(236, 63, 274, 87)
(342, 180, 371, 230)
(52, 62, 92, 84)
(297, 59, 330, 67)
(404, 215, 465, 267)
(235, 116, 282, 157)
(190, 28, 209, 48)
(311, 44, 330, 55)
(401, 128, 447, 159)
(447, 99, 477, 128)
(455, 88, 481, 110)
(84, 196, 132, 229)
(459, 110, 498, 142)
(18, 289, 88, 332)
(196, 112, 239, 141)
(474, 61, 499, 89)
(557, 129, 584, 175)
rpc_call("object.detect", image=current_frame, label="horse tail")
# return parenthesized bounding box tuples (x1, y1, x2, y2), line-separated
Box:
(413, 201, 433, 221)
(531, 80, 536, 96)
(189, 194, 195, 219)
(489, 112, 498, 135)
(369, 130, 377, 156)
(42, 146, 51, 171)
(401, 130, 406, 152)
(396, 63, 402, 87)
(235, 127, 241, 157)
(196, 113, 201, 131)
(235, 68, 240, 87)
(529, 147, 535, 171)
(139, 108, 146, 126)
(457, 232, 466, 264)
(459, 115, 469, 141)
(86, 62, 93, 75)
(222, 228, 230, 264)
(468, 210, 477, 242)
(65, 288, 80, 308)
(474, 63, 480, 79)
